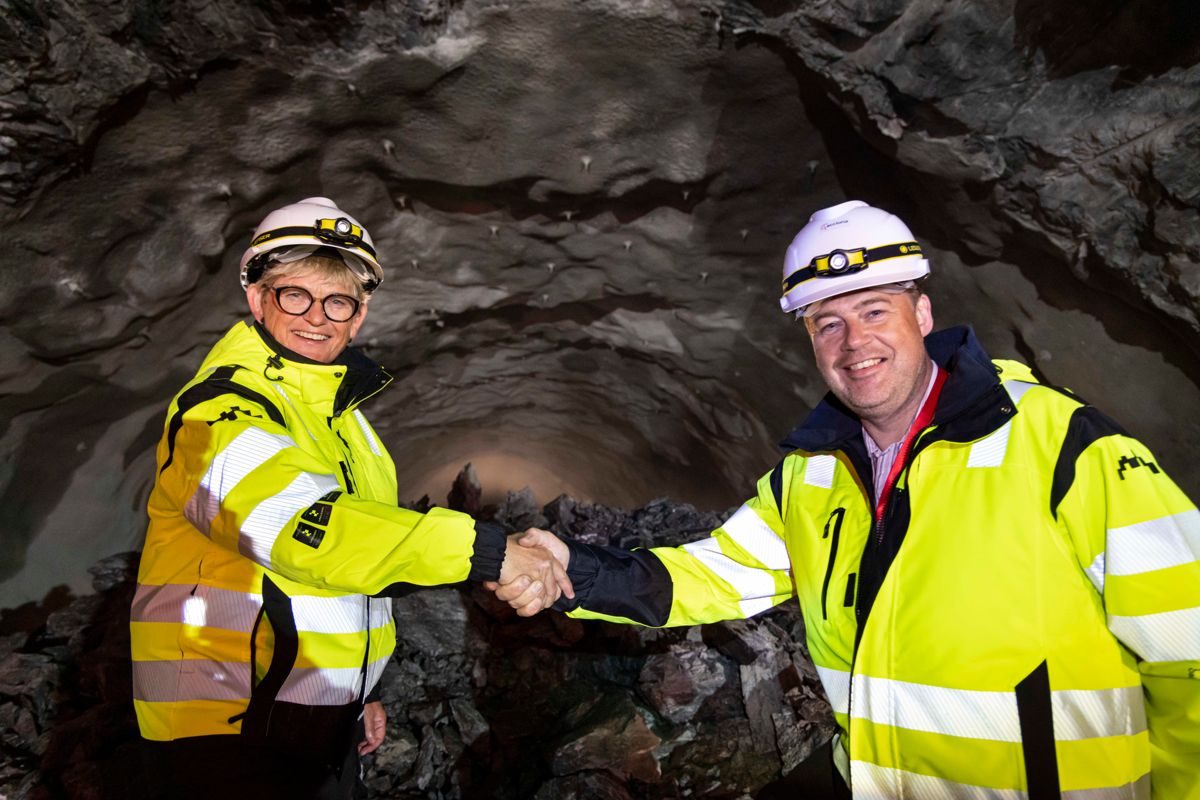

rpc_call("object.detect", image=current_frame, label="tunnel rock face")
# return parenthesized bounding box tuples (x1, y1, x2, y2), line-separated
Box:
(1, 0, 1199, 608)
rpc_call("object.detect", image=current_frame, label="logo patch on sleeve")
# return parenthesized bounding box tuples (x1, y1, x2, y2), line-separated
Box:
(206, 406, 263, 426)
(293, 522, 326, 549)
(1117, 454, 1159, 480)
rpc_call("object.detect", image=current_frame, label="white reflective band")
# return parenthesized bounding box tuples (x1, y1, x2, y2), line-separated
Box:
(279, 664, 376, 706)
(1109, 604, 1200, 662)
(133, 584, 392, 639)
(365, 647, 390, 697)
(1002, 379, 1036, 406)
(367, 593, 394, 697)
(738, 596, 777, 618)
(967, 420, 1012, 468)
(353, 410, 382, 456)
(1052, 685, 1145, 740)
(851, 675, 1144, 742)
(1107, 509, 1200, 576)
(851, 761, 1024, 800)
(192, 586, 262, 631)
(720, 505, 791, 571)
(804, 455, 836, 488)
(291, 594, 370, 635)
(132, 583, 261, 632)
(815, 664, 850, 715)
(240, 471, 341, 566)
(966, 381, 1034, 469)
(273, 384, 316, 441)
(133, 660, 251, 703)
(853, 674, 1020, 741)
(1085, 551, 1106, 594)
(682, 537, 779, 606)
(183, 428, 296, 536)
(370, 596, 393, 627)
(1062, 774, 1150, 800)
(852, 762, 1149, 800)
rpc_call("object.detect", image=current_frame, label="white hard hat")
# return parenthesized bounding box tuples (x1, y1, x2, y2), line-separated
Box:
(779, 200, 929, 315)
(239, 197, 384, 293)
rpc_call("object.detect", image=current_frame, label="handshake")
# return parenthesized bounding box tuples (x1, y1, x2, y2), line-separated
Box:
(484, 529, 571, 617)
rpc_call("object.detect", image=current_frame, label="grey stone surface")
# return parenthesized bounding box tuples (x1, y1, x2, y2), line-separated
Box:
(392, 587, 475, 657)
(533, 771, 633, 800)
(0, 489, 839, 798)
(637, 640, 729, 725)
(548, 690, 661, 782)
(0, 0, 1197, 657)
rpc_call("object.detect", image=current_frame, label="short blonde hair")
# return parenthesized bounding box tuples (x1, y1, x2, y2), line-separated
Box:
(260, 256, 364, 301)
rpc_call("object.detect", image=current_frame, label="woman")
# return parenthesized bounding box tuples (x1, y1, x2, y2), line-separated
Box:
(131, 197, 568, 799)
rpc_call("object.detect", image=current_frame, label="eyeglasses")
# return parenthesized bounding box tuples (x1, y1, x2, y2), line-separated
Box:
(271, 285, 361, 322)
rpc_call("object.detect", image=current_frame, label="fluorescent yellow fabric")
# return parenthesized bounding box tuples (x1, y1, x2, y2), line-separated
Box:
(573, 363, 1199, 797)
(132, 320, 480, 741)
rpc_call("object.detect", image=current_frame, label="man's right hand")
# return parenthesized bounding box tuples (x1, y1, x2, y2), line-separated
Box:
(484, 528, 571, 616)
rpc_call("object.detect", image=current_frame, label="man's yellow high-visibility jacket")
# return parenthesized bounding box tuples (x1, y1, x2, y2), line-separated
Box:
(132, 320, 504, 759)
(558, 326, 1200, 798)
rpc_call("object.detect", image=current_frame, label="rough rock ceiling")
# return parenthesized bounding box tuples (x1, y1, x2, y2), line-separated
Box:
(2, 0, 1198, 609)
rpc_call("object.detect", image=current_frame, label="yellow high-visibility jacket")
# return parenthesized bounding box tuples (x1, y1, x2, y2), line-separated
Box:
(559, 327, 1200, 799)
(132, 320, 504, 759)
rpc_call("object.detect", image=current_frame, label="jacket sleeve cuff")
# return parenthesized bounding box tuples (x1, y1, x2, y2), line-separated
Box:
(467, 520, 508, 582)
(550, 539, 672, 625)
(551, 538, 599, 612)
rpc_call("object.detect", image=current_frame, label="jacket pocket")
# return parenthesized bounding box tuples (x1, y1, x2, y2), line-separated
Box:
(820, 507, 846, 620)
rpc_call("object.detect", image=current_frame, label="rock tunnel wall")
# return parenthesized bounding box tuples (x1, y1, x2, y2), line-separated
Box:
(2, 0, 1199, 613)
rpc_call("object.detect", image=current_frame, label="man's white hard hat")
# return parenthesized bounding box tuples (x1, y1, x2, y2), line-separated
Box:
(779, 200, 929, 316)
(239, 197, 384, 294)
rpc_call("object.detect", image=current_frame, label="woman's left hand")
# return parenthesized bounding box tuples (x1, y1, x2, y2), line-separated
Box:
(359, 700, 387, 755)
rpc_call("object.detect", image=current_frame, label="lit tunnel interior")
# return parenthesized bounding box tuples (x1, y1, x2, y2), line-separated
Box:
(2, 1, 1199, 613)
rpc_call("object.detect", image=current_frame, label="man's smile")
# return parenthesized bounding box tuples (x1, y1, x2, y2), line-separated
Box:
(845, 357, 884, 373)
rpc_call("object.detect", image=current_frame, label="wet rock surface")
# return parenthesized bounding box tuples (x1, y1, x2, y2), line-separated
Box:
(0, 495, 835, 799)
(1, 0, 1198, 613)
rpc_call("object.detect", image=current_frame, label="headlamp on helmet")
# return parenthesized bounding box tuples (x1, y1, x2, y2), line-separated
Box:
(778, 201, 929, 316)
(316, 217, 364, 246)
(239, 198, 384, 294)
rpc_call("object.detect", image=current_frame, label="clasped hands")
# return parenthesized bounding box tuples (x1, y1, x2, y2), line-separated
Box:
(483, 529, 571, 616)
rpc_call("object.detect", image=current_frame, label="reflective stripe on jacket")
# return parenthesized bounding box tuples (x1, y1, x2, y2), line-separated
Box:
(132, 320, 495, 752)
(561, 326, 1200, 799)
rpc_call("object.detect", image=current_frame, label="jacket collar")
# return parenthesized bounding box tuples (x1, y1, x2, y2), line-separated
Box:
(201, 321, 392, 417)
(250, 322, 393, 417)
(780, 325, 1015, 453)
(250, 321, 373, 373)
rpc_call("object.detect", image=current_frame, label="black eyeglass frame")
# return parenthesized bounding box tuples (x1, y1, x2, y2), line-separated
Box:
(271, 285, 362, 323)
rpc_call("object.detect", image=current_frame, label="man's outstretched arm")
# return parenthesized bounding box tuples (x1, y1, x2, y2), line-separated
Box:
(493, 467, 797, 626)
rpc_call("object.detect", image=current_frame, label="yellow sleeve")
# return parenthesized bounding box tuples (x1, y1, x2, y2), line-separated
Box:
(158, 390, 487, 594)
(1056, 418, 1200, 799)
(565, 467, 795, 627)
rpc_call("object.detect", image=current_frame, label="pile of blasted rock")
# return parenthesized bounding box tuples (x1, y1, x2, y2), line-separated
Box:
(370, 472, 835, 799)
(0, 476, 834, 799)
(0, 553, 145, 800)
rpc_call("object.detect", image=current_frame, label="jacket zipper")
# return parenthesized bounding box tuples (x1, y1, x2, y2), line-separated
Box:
(821, 507, 846, 620)
(329, 418, 359, 495)
(359, 598, 370, 707)
(848, 431, 931, 794)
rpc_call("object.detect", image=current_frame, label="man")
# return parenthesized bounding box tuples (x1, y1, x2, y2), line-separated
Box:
(496, 200, 1200, 797)
(131, 197, 570, 799)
